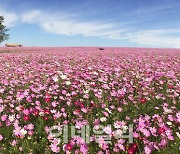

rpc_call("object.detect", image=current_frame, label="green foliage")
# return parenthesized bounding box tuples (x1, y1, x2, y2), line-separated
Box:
(0, 16, 9, 43)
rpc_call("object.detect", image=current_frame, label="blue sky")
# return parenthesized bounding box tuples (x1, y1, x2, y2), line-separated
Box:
(0, 0, 180, 47)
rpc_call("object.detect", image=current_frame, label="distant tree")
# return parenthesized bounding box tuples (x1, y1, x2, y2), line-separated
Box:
(0, 16, 9, 43)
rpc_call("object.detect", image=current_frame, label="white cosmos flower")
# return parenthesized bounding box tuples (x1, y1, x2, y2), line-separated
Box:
(156, 95, 160, 99)
(51, 109, 57, 113)
(54, 96, 58, 99)
(66, 81, 71, 85)
(167, 122, 172, 126)
(57, 71, 62, 74)
(87, 67, 92, 70)
(0, 89, 4, 93)
(84, 90, 89, 94)
(9, 115, 15, 122)
(20, 128, 27, 136)
(60, 74, 67, 80)
(39, 112, 45, 116)
(100, 117, 107, 122)
(93, 72, 98, 75)
(176, 132, 180, 138)
(105, 108, 112, 114)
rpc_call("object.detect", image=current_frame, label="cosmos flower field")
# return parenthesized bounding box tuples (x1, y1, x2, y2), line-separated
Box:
(0, 47, 179, 154)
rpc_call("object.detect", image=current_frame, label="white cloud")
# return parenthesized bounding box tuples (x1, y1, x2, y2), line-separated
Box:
(21, 10, 127, 38)
(126, 29, 180, 48)
(0, 7, 18, 27)
(41, 20, 121, 37)
(20, 10, 180, 48)
(21, 10, 42, 23)
(133, 5, 171, 16)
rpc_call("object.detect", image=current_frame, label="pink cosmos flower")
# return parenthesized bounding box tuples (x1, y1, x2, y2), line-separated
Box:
(11, 140, 18, 146)
(28, 130, 34, 136)
(142, 129, 151, 137)
(104, 126, 112, 135)
(62, 90, 67, 95)
(50, 144, 60, 153)
(94, 119, 100, 125)
(0, 99, 3, 103)
(117, 107, 123, 112)
(1, 114, 7, 121)
(0, 134, 3, 141)
(144, 146, 152, 154)
(75, 121, 84, 129)
(23, 109, 30, 115)
(27, 123, 34, 130)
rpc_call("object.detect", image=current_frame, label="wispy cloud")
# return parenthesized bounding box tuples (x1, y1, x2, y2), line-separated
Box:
(0, 7, 18, 27)
(21, 10, 42, 23)
(126, 29, 180, 48)
(21, 10, 127, 38)
(1, 8, 127, 40)
(132, 5, 171, 17)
